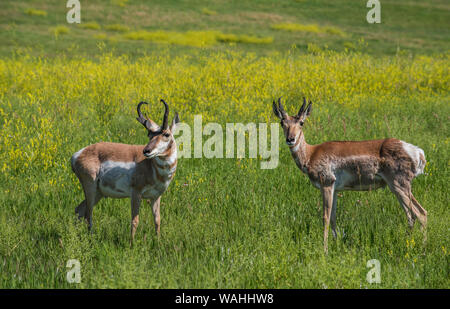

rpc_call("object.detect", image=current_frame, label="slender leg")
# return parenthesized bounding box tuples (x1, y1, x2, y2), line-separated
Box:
(151, 197, 161, 236)
(330, 190, 338, 238)
(391, 181, 416, 230)
(410, 194, 427, 230)
(410, 193, 427, 242)
(321, 184, 335, 254)
(387, 181, 415, 230)
(75, 200, 86, 220)
(81, 179, 102, 232)
(382, 173, 427, 240)
(130, 189, 141, 246)
(380, 174, 415, 229)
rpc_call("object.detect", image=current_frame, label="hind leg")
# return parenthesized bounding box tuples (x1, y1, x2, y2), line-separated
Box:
(394, 183, 427, 232)
(75, 200, 87, 219)
(80, 178, 102, 231)
(385, 180, 416, 230)
(410, 194, 427, 237)
(391, 183, 427, 241)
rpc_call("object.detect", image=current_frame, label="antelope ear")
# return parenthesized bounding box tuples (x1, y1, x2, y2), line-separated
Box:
(273, 101, 282, 119)
(170, 112, 180, 131)
(136, 117, 160, 132)
(146, 119, 161, 132)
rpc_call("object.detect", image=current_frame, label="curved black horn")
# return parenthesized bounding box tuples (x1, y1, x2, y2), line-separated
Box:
(136, 101, 149, 128)
(298, 97, 307, 116)
(306, 100, 313, 115)
(272, 100, 281, 118)
(137, 101, 147, 119)
(160, 99, 169, 130)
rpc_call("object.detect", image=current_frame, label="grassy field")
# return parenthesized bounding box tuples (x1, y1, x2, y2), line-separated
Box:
(0, 1, 449, 288)
(1, 0, 449, 58)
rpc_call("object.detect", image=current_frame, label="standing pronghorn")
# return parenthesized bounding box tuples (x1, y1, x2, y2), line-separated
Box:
(71, 100, 179, 245)
(272, 97, 427, 253)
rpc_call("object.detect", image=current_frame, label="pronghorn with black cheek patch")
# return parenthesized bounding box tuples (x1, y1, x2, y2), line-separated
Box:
(71, 100, 179, 245)
(273, 97, 428, 253)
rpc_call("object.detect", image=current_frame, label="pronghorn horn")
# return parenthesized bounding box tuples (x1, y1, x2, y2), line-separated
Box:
(306, 100, 313, 115)
(160, 99, 169, 130)
(298, 97, 307, 116)
(277, 97, 287, 117)
(136, 101, 151, 130)
(273, 100, 281, 118)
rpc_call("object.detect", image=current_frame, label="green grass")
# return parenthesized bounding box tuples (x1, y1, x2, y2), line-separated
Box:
(0, 51, 448, 288)
(0, 99, 448, 288)
(104, 23, 130, 33)
(0, 0, 449, 289)
(0, 0, 449, 58)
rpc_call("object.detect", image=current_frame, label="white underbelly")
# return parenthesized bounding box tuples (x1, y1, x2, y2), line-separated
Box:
(334, 170, 385, 191)
(98, 161, 134, 198)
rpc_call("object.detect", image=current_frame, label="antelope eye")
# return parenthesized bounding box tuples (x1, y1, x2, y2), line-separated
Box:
(163, 132, 170, 138)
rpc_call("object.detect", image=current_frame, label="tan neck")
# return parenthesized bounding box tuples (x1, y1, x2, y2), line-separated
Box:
(289, 132, 312, 173)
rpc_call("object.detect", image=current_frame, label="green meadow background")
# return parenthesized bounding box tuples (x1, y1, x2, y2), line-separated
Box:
(0, 0, 449, 288)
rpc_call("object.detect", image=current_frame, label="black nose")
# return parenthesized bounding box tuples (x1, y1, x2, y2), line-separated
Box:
(286, 137, 295, 143)
(143, 149, 150, 155)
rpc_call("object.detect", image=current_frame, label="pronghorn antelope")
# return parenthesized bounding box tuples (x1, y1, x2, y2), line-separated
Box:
(71, 100, 179, 245)
(273, 98, 427, 253)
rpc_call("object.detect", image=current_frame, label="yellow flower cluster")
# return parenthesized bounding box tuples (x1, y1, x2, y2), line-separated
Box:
(124, 30, 273, 47)
(24, 8, 47, 17)
(271, 23, 346, 37)
(0, 50, 448, 179)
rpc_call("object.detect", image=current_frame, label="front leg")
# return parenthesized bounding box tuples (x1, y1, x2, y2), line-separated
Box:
(320, 183, 335, 254)
(330, 190, 338, 238)
(151, 197, 161, 236)
(130, 189, 142, 246)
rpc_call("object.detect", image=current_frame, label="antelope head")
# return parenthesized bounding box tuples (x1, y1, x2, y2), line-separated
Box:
(136, 99, 179, 158)
(273, 97, 312, 147)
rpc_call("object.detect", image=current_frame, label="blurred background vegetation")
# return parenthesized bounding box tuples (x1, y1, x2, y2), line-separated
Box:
(0, 0, 449, 59)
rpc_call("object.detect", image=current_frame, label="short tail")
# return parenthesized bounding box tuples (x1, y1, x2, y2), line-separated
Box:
(400, 141, 426, 177)
(71, 147, 85, 175)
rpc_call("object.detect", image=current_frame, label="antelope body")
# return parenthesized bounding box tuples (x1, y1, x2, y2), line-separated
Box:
(71, 100, 179, 244)
(273, 98, 427, 253)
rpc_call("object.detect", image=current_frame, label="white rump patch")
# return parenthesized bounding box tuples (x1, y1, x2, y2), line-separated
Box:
(71, 147, 85, 166)
(401, 141, 426, 176)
